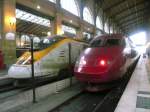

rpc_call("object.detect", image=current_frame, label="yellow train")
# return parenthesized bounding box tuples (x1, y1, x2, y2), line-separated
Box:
(8, 36, 87, 79)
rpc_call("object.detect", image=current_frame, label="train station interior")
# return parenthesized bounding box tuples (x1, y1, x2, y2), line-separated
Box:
(0, 0, 150, 112)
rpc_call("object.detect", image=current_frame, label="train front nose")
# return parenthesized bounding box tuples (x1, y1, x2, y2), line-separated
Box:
(74, 60, 111, 83)
(8, 65, 31, 79)
(74, 49, 113, 83)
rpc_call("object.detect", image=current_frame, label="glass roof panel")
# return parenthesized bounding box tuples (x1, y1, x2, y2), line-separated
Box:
(61, 0, 79, 16)
(83, 7, 94, 24)
(104, 22, 109, 33)
(16, 9, 50, 27)
(96, 16, 103, 30)
(48, 0, 56, 3)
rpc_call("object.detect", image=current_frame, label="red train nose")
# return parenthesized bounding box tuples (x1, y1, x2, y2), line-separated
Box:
(75, 57, 110, 74)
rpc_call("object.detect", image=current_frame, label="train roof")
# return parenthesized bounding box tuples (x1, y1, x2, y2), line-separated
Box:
(96, 34, 126, 39)
(46, 35, 88, 43)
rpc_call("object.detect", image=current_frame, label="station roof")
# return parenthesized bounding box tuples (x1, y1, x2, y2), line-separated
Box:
(16, 19, 50, 36)
(16, 0, 150, 36)
(95, 0, 150, 35)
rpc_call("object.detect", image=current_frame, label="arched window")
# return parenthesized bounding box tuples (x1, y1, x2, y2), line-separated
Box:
(20, 35, 30, 47)
(83, 7, 94, 24)
(110, 27, 113, 34)
(96, 16, 103, 29)
(21, 35, 30, 42)
(33, 37, 40, 43)
(48, 0, 56, 3)
(104, 22, 109, 33)
(61, 0, 79, 16)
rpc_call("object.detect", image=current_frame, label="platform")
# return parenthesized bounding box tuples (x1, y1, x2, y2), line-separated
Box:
(0, 70, 13, 86)
(115, 56, 150, 112)
(0, 69, 7, 76)
(0, 77, 81, 112)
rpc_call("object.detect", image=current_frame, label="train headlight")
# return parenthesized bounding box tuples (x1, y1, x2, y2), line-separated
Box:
(99, 60, 106, 66)
(96, 59, 110, 67)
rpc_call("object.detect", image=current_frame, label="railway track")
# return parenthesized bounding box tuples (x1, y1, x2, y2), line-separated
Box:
(50, 91, 109, 112)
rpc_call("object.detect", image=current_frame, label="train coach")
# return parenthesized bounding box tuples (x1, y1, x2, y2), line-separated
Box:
(8, 36, 88, 79)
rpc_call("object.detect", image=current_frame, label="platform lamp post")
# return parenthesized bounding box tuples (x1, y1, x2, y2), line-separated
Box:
(30, 36, 36, 103)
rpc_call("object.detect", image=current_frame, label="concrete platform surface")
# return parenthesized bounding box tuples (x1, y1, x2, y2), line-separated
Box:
(0, 77, 81, 112)
(16, 84, 81, 112)
(115, 57, 150, 112)
(0, 69, 7, 76)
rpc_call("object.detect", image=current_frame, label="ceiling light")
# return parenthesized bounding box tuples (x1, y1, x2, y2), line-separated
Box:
(70, 20, 73, 23)
(37, 5, 40, 9)
(47, 32, 51, 36)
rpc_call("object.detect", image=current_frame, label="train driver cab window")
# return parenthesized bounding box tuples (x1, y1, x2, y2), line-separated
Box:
(89, 38, 103, 47)
(105, 39, 120, 46)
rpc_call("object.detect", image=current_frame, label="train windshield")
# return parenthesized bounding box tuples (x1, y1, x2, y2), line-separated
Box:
(104, 39, 121, 46)
(90, 38, 103, 47)
(38, 36, 65, 50)
(90, 38, 122, 47)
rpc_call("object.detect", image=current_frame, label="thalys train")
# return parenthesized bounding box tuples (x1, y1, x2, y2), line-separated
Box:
(74, 34, 138, 91)
(8, 36, 87, 79)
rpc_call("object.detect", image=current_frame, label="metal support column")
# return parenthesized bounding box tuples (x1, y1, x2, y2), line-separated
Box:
(68, 43, 72, 86)
(31, 37, 36, 103)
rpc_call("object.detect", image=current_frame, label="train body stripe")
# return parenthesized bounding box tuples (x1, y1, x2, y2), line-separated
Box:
(18, 38, 78, 63)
